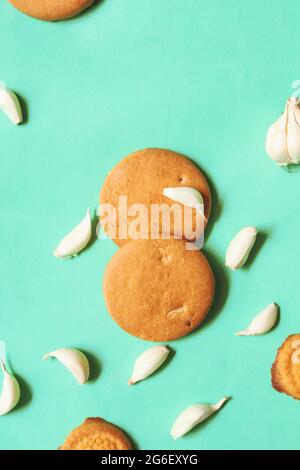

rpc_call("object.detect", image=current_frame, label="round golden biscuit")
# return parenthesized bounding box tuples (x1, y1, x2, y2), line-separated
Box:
(271, 334, 300, 400)
(100, 148, 211, 246)
(60, 418, 133, 450)
(103, 238, 215, 342)
(8, 0, 94, 21)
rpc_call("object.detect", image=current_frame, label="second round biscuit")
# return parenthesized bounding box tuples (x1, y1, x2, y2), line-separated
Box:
(103, 238, 215, 342)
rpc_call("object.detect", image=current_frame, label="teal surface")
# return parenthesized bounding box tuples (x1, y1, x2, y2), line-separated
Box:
(1, 0, 300, 451)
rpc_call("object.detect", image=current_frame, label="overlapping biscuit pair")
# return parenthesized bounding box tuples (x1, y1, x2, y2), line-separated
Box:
(272, 334, 300, 400)
(100, 148, 215, 342)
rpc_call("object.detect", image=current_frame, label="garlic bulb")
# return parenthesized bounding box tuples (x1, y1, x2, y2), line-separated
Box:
(54, 209, 92, 259)
(171, 397, 229, 440)
(266, 97, 300, 165)
(43, 348, 90, 385)
(163, 187, 206, 219)
(235, 303, 278, 336)
(0, 360, 20, 416)
(225, 227, 257, 270)
(128, 345, 170, 385)
(0, 81, 23, 125)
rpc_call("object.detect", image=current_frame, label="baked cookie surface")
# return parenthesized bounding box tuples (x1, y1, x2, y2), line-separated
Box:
(100, 148, 211, 246)
(60, 418, 132, 450)
(271, 334, 300, 400)
(103, 238, 215, 342)
(9, 0, 94, 21)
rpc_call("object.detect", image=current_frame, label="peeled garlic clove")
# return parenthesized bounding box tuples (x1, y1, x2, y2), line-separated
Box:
(0, 360, 20, 416)
(128, 345, 170, 385)
(163, 187, 206, 219)
(0, 81, 23, 125)
(43, 348, 90, 385)
(225, 226, 257, 270)
(236, 303, 278, 336)
(171, 397, 229, 440)
(54, 209, 92, 259)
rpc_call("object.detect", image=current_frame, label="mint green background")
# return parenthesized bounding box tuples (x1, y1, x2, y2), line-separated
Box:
(1, 0, 300, 451)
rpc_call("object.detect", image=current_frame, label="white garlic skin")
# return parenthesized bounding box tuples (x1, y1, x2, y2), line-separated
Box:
(43, 348, 90, 385)
(171, 397, 229, 440)
(0, 82, 23, 125)
(225, 227, 257, 270)
(128, 345, 170, 385)
(54, 209, 92, 259)
(0, 360, 21, 416)
(266, 97, 300, 166)
(235, 303, 278, 337)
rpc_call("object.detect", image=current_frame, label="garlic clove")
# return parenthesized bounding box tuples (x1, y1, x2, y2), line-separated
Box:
(54, 209, 92, 259)
(235, 303, 278, 336)
(171, 397, 229, 440)
(0, 81, 23, 125)
(163, 187, 206, 220)
(286, 98, 300, 164)
(0, 360, 20, 416)
(128, 345, 170, 385)
(43, 348, 90, 385)
(225, 226, 257, 270)
(265, 105, 290, 165)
